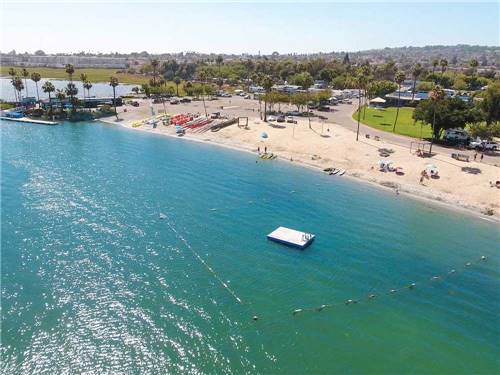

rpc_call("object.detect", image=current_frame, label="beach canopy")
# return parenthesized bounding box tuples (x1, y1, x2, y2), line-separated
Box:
(261, 132, 268, 139)
(370, 97, 386, 104)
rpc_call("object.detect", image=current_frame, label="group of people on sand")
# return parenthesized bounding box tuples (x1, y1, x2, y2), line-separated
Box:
(257, 146, 267, 154)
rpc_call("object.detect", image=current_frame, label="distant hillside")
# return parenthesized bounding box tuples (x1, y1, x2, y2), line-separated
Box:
(2, 45, 499, 69)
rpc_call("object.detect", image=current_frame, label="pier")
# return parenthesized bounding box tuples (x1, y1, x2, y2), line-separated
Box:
(267, 226, 315, 249)
(0, 117, 58, 125)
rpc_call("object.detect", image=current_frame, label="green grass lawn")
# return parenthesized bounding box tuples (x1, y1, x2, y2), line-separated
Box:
(353, 106, 433, 139)
(1, 65, 148, 85)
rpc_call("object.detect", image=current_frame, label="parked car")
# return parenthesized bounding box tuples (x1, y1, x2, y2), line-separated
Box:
(129, 101, 139, 107)
(318, 106, 330, 112)
(211, 112, 221, 119)
(286, 110, 301, 116)
(469, 139, 499, 151)
(277, 115, 286, 123)
(267, 115, 277, 122)
(286, 116, 296, 123)
(244, 94, 251, 99)
(170, 99, 179, 104)
(445, 128, 469, 142)
(180, 98, 191, 103)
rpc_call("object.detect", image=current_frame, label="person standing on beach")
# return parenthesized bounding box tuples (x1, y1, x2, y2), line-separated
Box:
(474, 152, 477, 161)
(480, 153, 484, 162)
(264, 146, 267, 154)
(257, 146, 260, 154)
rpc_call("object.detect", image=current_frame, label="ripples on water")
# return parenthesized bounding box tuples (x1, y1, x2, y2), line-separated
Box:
(1, 121, 499, 374)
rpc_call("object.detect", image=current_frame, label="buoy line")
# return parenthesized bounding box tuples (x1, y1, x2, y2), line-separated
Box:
(290, 255, 491, 317)
(162, 213, 244, 304)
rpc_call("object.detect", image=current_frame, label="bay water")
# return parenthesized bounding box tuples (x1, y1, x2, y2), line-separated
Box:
(1, 120, 498, 374)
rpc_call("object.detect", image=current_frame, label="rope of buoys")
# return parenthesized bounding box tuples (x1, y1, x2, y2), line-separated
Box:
(161, 213, 244, 305)
(290, 255, 490, 317)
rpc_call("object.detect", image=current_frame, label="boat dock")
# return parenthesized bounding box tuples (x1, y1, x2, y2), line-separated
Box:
(267, 226, 315, 249)
(0, 117, 58, 125)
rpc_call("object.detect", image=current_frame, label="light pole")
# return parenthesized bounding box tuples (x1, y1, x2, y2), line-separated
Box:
(356, 88, 361, 141)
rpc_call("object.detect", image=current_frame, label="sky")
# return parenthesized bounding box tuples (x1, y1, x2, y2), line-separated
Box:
(0, 1, 498, 54)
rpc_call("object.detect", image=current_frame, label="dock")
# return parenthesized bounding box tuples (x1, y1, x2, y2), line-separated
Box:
(267, 226, 315, 249)
(1, 117, 58, 125)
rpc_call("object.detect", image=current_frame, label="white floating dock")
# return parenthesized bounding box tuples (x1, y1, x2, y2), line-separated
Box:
(267, 226, 315, 249)
(1, 117, 57, 125)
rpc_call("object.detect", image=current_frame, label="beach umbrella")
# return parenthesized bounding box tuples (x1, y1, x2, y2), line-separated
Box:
(261, 132, 268, 139)
(426, 164, 439, 176)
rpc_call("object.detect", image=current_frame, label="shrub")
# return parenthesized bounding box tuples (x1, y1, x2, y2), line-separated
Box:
(31, 108, 45, 117)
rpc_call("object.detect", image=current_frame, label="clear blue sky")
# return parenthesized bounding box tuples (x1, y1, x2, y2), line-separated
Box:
(1, 1, 498, 54)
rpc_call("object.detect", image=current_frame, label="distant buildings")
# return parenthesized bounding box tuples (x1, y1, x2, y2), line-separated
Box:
(0, 54, 127, 69)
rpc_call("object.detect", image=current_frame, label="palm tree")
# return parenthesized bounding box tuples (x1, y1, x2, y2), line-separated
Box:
(411, 63, 422, 101)
(216, 55, 223, 82)
(150, 59, 159, 86)
(261, 75, 274, 123)
(55, 89, 66, 115)
(428, 85, 445, 154)
(173, 76, 181, 96)
(31, 72, 41, 103)
(10, 78, 19, 104)
(392, 71, 406, 132)
(21, 68, 30, 97)
(109, 76, 119, 120)
(8, 68, 17, 102)
(469, 58, 479, 77)
(355, 71, 368, 141)
(42, 81, 55, 118)
(80, 73, 88, 108)
(439, 58, 448, 75)
(197, 71, 208, 117)
(65, 83, 78, 114)
(83, 80, 93, 112)
(359, 64, 372, 120)
(432, 58, 439, 73)
(65, 64, 75, 85)
(12, 77, 24, 105)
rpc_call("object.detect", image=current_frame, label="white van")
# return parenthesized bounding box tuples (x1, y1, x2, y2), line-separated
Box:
(444, 129, 469, 142)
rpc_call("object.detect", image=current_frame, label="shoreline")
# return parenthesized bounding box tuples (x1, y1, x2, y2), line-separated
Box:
(97, 117, 500, 224)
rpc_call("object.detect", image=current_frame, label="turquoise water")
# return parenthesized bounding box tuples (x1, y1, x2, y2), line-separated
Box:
(1, 120, 499, 374)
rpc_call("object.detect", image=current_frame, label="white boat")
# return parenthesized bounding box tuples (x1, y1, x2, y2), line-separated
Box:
(329, 168, 339, 175)
(337, 169, 346, 176)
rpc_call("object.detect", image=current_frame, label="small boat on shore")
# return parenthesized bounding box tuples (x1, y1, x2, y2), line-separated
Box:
(260, 153, 277, 160)
(329, 169, 339, 175)
(337, 169, 346, 176)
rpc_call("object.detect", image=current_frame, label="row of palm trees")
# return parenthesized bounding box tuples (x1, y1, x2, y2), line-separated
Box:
(8, 64, 119, 118)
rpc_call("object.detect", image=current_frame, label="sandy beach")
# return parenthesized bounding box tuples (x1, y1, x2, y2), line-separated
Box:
(100, 99, 500, 221)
